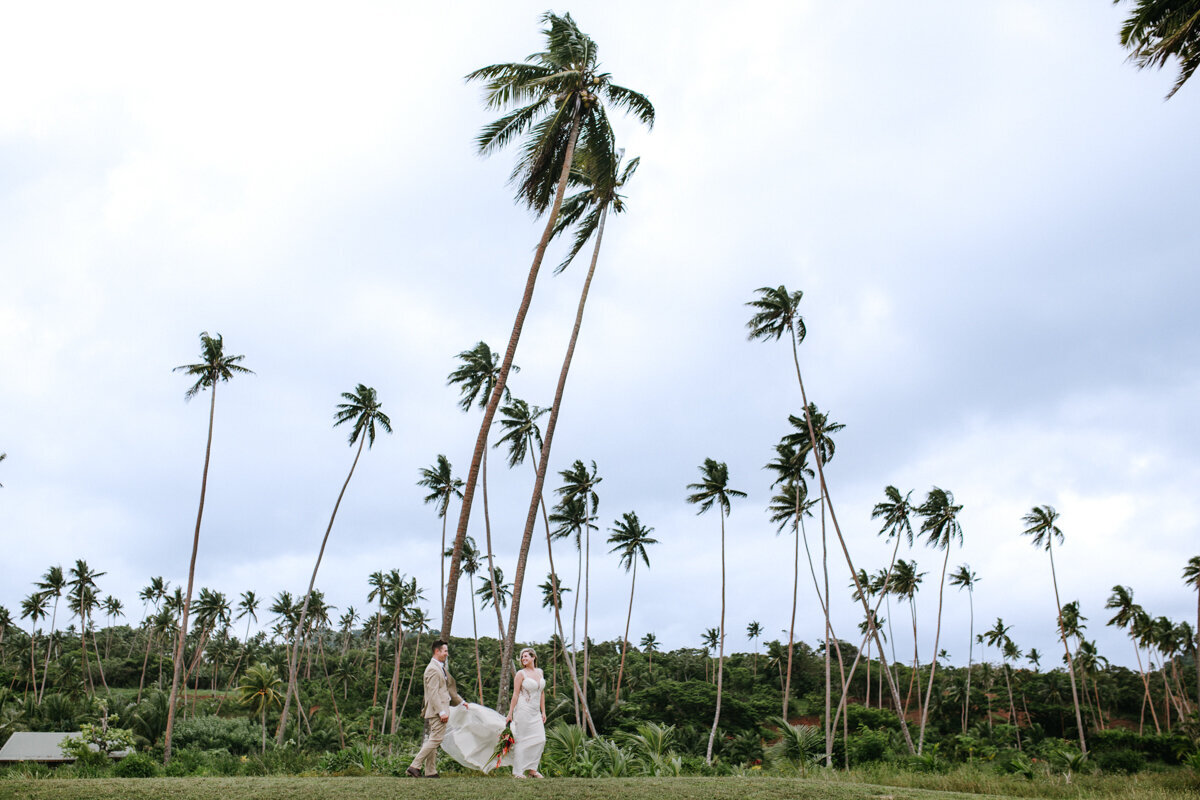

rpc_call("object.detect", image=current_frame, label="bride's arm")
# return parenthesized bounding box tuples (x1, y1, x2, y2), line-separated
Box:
(506, 671, 524, 722)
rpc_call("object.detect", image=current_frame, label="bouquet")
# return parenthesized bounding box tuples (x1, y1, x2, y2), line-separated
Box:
(491, 723, 515, 769)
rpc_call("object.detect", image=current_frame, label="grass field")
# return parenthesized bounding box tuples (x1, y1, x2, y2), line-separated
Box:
(2, 774, 1199, 800)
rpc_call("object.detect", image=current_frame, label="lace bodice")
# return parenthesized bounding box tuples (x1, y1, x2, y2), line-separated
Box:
(517, 671, 544, 704)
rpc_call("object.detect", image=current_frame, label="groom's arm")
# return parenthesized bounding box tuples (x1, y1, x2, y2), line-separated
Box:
(424, 666, 449, 719)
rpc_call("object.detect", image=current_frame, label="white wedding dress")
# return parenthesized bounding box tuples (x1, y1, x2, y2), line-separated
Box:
(510, 671, 546, 775)
(442, 703, 512, 773)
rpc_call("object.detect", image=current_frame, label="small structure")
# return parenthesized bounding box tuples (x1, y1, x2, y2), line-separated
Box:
(0, 732, 129, 764)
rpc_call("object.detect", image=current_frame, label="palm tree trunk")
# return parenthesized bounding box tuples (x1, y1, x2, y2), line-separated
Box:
(918, 545, 952, 754)
(615, 560, 637, 703)
(398, 631, 422, 721)
(963, 590, 974, 734)
(38, 596, 59, 704)
(369, 601, 382, 740)
(277, 434, 365, 744)
(783, 515, 798, 719)
(470, 587, 483, 700)
(441, 102, 583, 641)
(440, 510, 448, 623)
(481, 450, 505, 646)
(1047, 540, 1087, 753)
(165, 381, 217, 764)
(1003, 662, 1022, 750)
(90, 621, 110, 694)
(28, 633, 38, 702)
(388, 623, 405, 739)
(787, 334, 916, 754)
(705, 509, 727, 765)
(822, 498, 832, 768)
(499, 202, 610, 709)
(572, 536, 583, 725)
(532, 455, 593, 734)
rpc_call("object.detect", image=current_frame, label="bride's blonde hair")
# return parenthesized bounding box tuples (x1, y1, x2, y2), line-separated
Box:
(519, 647, 538, 666)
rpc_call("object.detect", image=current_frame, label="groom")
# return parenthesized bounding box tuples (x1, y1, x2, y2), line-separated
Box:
(407, 639, 467, 778)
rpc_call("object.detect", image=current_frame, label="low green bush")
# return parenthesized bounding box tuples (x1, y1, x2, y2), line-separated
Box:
(1095, 748, 1146, 774)
(112, 751, 159, 778)
(170, 716, 258, 755)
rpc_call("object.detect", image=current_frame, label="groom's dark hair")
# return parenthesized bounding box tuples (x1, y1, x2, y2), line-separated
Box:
(432, 639, 448, 654)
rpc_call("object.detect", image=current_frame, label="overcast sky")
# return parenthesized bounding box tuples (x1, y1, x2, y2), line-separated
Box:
(2, 2, 1198, 675)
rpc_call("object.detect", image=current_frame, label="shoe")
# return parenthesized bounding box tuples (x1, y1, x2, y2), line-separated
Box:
(427, 773, 440, 778)
(406, 767, 421, 778)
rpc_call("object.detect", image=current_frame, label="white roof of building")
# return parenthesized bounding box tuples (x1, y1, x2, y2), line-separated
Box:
(0, 732, 129, 762)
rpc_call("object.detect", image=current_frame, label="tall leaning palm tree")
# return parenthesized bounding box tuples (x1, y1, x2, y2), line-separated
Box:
(746, 286, 915, 753)
(277, 384, 392, 744)
(417, 454, 464, 622)
(443, 11, 653, 642)
(35, 565, 65, 704)
(1184, 555, 1200, 708)
(165, 331, 251, 763)
(687, 458, 746, 765)
(608, 511, 657, 703)
(1021, 505, 1086, 754)
(1115, 0, 1200, 98)
(499, 149, 645, 707)
(915, 487, 963, 754)
(948, 564, 979, 733)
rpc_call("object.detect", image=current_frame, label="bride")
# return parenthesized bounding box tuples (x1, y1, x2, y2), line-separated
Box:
(505, 647, 547, 778)
(439, 647, 546, 777)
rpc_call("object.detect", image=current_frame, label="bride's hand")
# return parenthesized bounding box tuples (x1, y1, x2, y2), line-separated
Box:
(541, 712, 547, 722)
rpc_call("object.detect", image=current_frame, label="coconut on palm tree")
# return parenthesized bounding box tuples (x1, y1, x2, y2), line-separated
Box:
(686, 458, 745, 765)
(1022, 505, 1087, 753)
(166, 332, 251, 762)
(607, 511, 657, 703)
(442, 11, 653, 644)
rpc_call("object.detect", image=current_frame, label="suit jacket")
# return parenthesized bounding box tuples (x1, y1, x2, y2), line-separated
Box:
(421, 658, 463, 719)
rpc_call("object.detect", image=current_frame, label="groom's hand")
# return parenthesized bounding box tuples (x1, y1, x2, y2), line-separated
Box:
(439, 712, 449, 722)
(462, 702, 469, 708)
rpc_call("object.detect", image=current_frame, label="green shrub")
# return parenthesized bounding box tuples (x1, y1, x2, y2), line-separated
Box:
(1095, 748, 1145, 774)
(848, 726, 890, 765)
(992, 749, 1033, 779)
(171, 715, 258, 755)
(113, 751, 159, 778)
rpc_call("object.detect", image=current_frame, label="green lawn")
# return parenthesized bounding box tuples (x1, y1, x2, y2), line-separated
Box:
(1, 775, 1197, 800)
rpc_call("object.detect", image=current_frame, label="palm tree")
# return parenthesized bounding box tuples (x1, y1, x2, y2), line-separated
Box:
(1115, 0, 1200, 98)
(607, 511, 657, 703)
(366, 569, 388, 735)
(539, 571, 570, 699)
(1105, 584, 1161, 734)
(443, 11, 654, 642)
(67, 559, 107, 694)
(948, 564, 979, 733)
(764, 439, 816, 720)
(495, 399, 592, 730)
(890, 558, 924, 718)
(226, 590, 259, 688)
(277, 384, 392, 744)
(914, 487, 963, 754)
(701, 627, 720, 682)
(447, 341, 512, 641)
(686, 458, 746, 765)
(448, 536, 485, 700)
(872, 486, 915, 690)
(747, 621, 762, 675)
(1021, 505, 1086, 753)
(477, 566, 512, 617)
(984, 619, 1022, 749)
(555, 460, 601, 717)
(747, 285, 915, 753)
(101, 596, 123, 660)
(19, 592, 47, 701)
(35, 565, 65, 704)
(1184, 556, 1200, 707)
(418, 455, 464, 623)
(498, 150, 646, 703)
(640, 632, 658, 675)
(237, 663, 282, 754)
(166, 331, 252, 762)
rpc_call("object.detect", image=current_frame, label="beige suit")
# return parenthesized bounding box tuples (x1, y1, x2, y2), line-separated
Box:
(409, 658, 464, 775)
